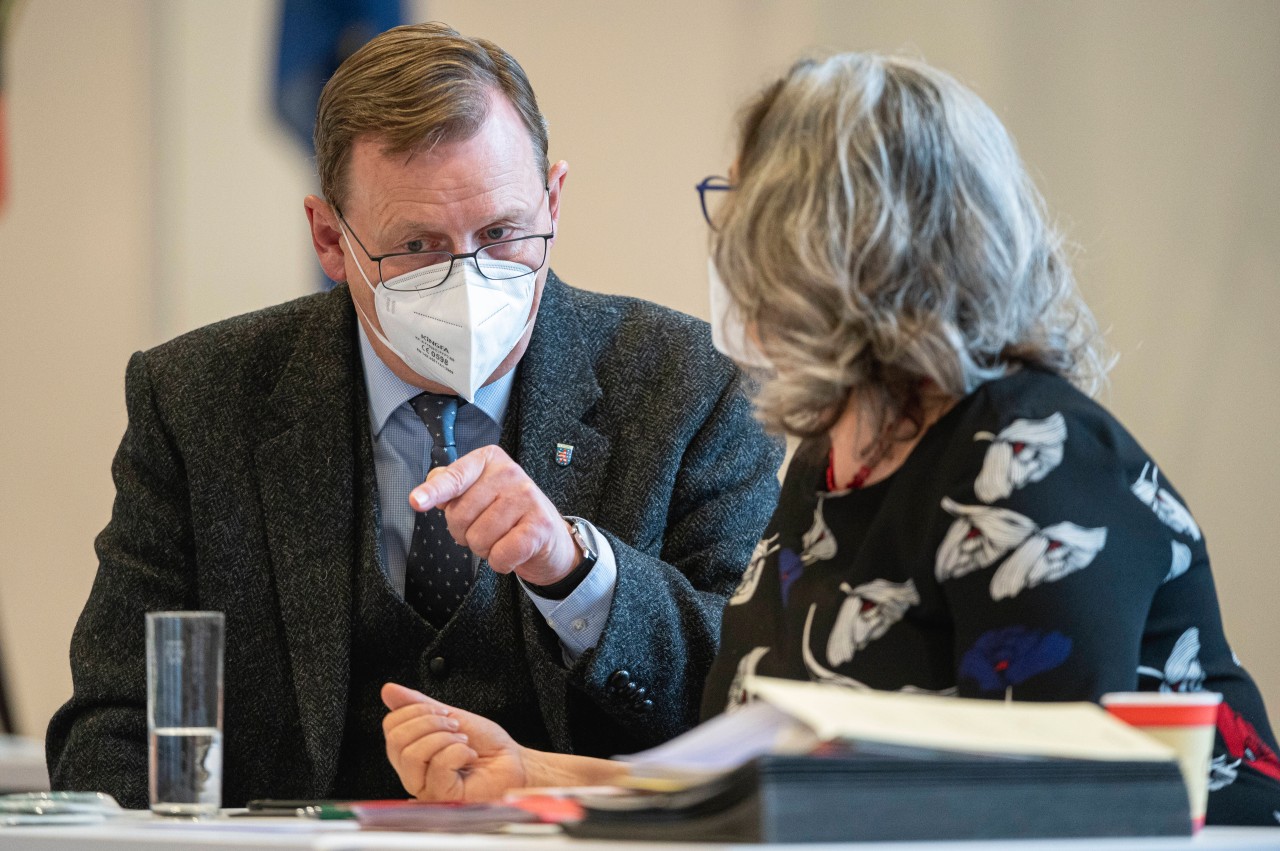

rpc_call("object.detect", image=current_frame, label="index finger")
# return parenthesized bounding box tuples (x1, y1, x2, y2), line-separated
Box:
(382, 682, 448, 712)
(409, 449, 489, 512)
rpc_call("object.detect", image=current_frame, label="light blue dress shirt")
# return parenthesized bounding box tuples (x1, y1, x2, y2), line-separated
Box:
(357, 326, 616, 660)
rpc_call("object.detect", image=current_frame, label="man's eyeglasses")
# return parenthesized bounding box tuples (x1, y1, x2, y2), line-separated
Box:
(337, 210, 554, 292)
(696, 175, 736, 231)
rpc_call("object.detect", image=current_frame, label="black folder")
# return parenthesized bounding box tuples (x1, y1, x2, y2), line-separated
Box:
(567, 751, 1192, 843)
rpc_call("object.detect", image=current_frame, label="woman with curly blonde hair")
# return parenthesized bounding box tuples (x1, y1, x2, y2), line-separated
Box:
(381, 52, 1280, 825)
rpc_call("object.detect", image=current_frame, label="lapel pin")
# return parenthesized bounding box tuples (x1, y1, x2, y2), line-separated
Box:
(555, 443, 574, 467)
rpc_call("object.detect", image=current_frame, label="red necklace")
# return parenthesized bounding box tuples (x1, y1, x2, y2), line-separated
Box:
(826, 446, 875, 491)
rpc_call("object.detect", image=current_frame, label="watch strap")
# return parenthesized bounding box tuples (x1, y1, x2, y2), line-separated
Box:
(525, 517, 599, 600)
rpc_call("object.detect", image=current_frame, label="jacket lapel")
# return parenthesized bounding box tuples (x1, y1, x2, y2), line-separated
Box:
(503, 273, 611, 518)
(253, 287, 363, 794)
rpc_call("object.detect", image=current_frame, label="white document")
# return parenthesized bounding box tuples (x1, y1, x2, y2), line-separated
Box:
(617, 700, 818, 776)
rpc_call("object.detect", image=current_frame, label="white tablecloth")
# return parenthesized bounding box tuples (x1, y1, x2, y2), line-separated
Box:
(0, 814, 1276, 851)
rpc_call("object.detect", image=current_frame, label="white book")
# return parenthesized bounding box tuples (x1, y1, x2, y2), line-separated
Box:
(620, 676, 1174, 777)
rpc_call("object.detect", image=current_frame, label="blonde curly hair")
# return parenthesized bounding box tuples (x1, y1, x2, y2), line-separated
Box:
(713, 53, 1107, 440)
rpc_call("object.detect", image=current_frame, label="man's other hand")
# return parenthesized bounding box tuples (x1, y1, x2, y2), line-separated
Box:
(381, 682, 528, 803)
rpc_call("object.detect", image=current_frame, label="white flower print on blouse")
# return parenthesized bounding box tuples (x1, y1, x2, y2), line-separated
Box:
(729, 533, 779, 606)
(1132, 463, 1202, 541)
(800, 603, 953, 695)
(825, 578, 920, 666)
(801, 605, 870, 690)
(989, 521, 1108, 601)
(1209, 754, 1241, 791)
(800, 497, 837, 566)
(935, 498, 1038, 582)
(725, 646, 770, 713)
(1137, 626, 1206, 693)
(973, 413, 1068, 503)
(1164, 540, 1192, 584)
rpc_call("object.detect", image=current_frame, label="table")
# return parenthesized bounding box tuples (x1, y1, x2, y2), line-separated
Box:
(0, 814, 1276, 851)
(0, 735, 48, 792)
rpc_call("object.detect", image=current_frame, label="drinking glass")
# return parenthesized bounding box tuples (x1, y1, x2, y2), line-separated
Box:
(146, 611, 224, 817)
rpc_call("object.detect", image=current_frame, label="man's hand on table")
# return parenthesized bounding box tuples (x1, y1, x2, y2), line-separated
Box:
(381, 683, 528, 802)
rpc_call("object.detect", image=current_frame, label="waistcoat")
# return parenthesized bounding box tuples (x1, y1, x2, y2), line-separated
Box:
(330, 543, 558, 797)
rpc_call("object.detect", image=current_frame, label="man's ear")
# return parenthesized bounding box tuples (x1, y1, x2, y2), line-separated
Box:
(546, 160, 569, 233)
(304, 195, 348, 283)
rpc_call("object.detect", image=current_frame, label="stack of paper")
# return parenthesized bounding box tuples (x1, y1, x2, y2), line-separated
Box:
(569, 677, 1190, 843)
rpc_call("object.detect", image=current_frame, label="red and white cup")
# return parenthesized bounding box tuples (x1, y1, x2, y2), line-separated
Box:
(1101, 691, 1221, 832)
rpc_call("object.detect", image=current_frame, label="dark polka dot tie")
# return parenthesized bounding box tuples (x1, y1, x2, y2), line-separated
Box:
(405, 393, 473, 628)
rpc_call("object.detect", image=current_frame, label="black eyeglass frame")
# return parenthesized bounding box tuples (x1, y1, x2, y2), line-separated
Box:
(696, 175, 736, 230)
(336, 208, 555, 290)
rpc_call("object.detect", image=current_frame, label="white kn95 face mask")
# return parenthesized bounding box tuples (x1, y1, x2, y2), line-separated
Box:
(344, 227, 537, 402)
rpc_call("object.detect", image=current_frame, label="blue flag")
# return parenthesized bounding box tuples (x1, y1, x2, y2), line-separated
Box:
(274, 0, 407, 154)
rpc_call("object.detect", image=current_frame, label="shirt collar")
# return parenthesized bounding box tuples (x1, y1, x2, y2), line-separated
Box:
(356, 323, 514, 436)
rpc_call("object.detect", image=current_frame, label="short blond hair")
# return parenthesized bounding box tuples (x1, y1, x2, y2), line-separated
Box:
(714, 53, 1107, 439)
(314, 22, 549, 207)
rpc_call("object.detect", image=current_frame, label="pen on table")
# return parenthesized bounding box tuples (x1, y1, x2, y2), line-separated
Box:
(242, 799, 358, 819)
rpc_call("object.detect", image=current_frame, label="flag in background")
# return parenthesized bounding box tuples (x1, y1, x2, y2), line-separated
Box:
(0, 0, 19, 217)
(275, 0, 406, 289)
(274, 0, 407, 156)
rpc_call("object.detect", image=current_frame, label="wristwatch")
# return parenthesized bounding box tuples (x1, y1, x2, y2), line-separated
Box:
(564, 516, 599, 572)
(526, 516, 599, 600)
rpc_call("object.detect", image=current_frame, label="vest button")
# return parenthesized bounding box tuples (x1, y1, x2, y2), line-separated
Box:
(429, 656, 448, 677)
(608, 670, 630, 691)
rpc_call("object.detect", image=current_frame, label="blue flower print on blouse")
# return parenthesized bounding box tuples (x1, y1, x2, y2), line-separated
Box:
(959, 626, 1073, 694)
(778, 548, 804, 606)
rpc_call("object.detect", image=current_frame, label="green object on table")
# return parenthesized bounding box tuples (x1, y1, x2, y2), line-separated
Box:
(245, 798, 358, 819)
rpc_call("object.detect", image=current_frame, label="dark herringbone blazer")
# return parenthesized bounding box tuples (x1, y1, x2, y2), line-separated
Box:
(45, 273, 782, 807)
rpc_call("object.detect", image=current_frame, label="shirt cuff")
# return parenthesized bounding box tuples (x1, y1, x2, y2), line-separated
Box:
(520, 518, 617, 661)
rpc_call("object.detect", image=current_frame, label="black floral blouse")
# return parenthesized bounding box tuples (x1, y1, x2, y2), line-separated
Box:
(703, 367, 1280, 826)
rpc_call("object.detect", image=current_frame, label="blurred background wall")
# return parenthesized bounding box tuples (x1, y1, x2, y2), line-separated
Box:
(1, 0, 1277, 740)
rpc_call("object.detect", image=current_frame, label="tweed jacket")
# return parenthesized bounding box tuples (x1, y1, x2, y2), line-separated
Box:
(46, 273, 783, 808)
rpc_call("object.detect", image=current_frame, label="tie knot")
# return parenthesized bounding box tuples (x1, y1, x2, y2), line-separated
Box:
(409, 392, 460, 466)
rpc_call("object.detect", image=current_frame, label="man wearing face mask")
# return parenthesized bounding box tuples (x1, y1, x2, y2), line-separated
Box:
(46, 23, 782, 807)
